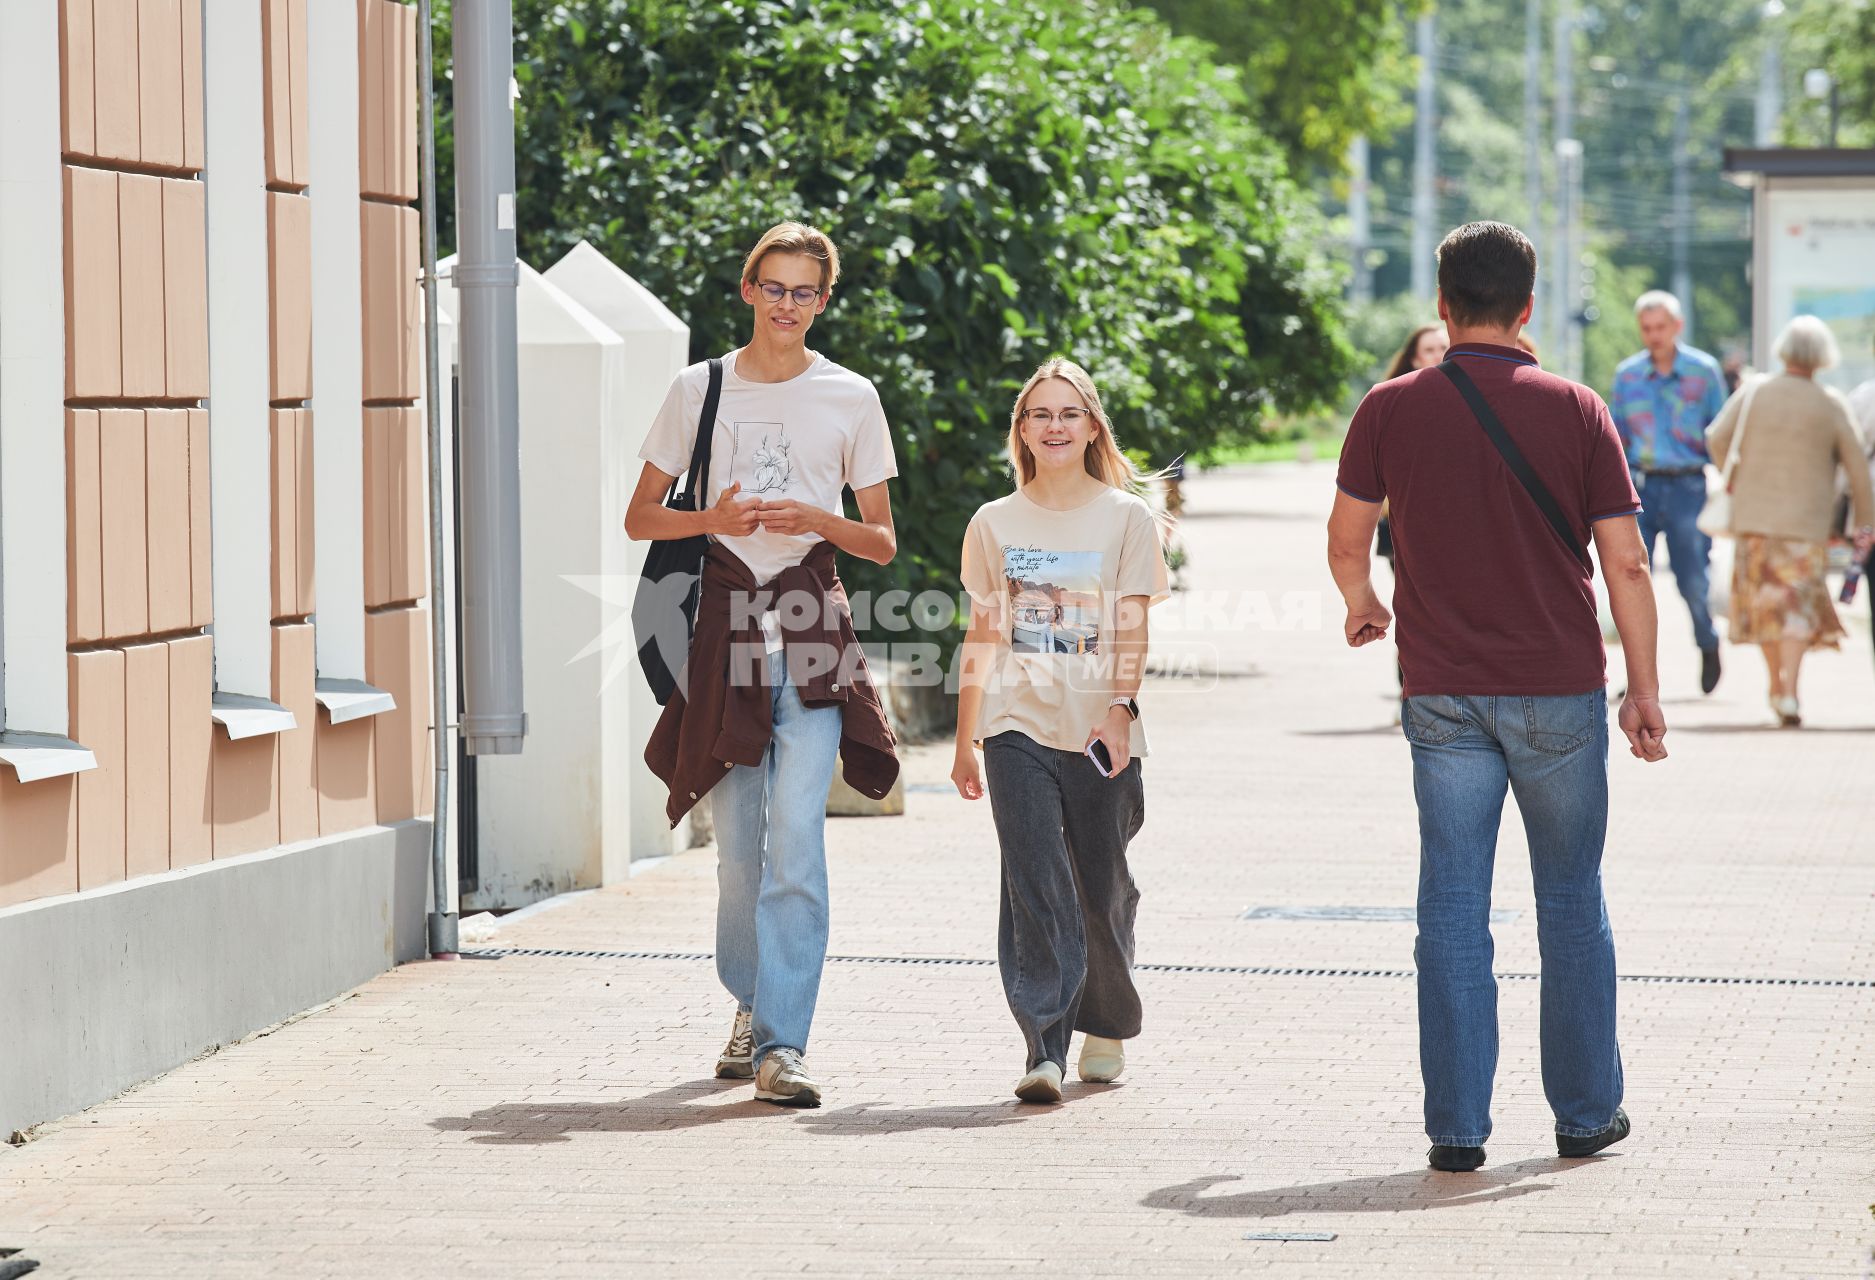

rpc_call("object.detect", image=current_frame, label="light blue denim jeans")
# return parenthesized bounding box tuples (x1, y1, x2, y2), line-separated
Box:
(711, 661, 843, 1065)
(1636, 470, 1719, 652)
(1403, 691, 1625, 1147)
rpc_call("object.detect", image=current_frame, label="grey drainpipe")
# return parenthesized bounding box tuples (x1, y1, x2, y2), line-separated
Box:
(450, 0, 527, 759)
(417, 0, 457, 958)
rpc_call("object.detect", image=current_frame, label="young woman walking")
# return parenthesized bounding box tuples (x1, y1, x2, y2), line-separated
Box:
(951, 359, 1171, 1103)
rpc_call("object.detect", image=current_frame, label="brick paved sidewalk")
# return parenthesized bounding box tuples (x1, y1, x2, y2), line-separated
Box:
(5, 463, 1873, 1278)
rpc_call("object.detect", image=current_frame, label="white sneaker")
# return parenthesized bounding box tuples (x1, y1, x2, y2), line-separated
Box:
(714, 1008, 754, 1080)
(1014, 1060, 1064, 1104)
(754, 1048, 822, 1107)
(1077, 1035, 1126, 1083)
(1776, 695, 1802, 728)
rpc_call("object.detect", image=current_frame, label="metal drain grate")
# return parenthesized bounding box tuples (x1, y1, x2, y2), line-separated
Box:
(461, 948, 1875, 988)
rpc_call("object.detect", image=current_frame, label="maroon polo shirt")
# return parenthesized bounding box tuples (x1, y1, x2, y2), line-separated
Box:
(1336, 343, 1642, 697)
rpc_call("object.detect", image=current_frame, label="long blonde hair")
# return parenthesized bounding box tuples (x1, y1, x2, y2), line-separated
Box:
(1007, 359, 1154, 492)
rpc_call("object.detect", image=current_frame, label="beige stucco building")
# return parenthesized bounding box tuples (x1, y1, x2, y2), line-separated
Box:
(0, 0, 437, 1135)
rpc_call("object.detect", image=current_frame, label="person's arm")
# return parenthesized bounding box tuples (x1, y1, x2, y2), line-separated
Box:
(1085, 595, 1149, 776)
(1832, 411, 1875, 554)
(623, 462, 759, 541)
(1327, 490, 1391, 647)
(754, 481, 896, 565)
(1592, 514, 1668, 762)
(951, 598, 998, 800)
(1608, 374, 1632, 455)
(1705, 386, 1742, 471)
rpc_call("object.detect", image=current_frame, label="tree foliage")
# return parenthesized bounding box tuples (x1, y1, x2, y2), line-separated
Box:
(430, 0, 1352, 618)
(1139, 0, 1426, 175)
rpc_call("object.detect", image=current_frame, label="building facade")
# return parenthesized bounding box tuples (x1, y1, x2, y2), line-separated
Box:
(0, 0, 436, 1135)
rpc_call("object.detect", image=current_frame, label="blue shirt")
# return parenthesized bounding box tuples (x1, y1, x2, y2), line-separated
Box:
(1609, 345, 1727, 471)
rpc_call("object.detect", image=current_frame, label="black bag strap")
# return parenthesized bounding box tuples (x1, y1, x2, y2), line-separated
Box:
(1438, 358, 1592, 572)
(669, 358, 724, 508)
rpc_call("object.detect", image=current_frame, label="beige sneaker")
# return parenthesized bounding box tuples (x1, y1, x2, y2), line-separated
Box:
(1014, 1060, 1064, 1104)
(714, 1008, 755, 1080)
(754, 1048, 821, 1107)
(1077, 1035, 1126, 1083)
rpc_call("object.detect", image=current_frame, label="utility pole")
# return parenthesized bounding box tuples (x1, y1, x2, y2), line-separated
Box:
(1672, 93, 1693, 342)
(1551, 0, 1575, 377)
(1349, 135, 1373, 304)
(1411, 12, 1437, 303)
(1755, 10, 1783, 146)
(1558, 139, 1585, 382)
(1525, 0, 1545, 354)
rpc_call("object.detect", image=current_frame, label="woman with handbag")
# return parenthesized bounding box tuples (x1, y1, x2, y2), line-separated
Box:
(1703, 316, 1875, 727)
(625, 222, 900, 1108)
(950, 359, 1171, 1103)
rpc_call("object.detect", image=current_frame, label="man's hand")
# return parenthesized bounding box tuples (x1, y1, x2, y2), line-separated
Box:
(1344, 597, 1392, 648)
(706, 482, 761, 536)
(1618, 693, 1668, 762)
(756, 499, 826, 537)
(1084, 707, 1133, 778)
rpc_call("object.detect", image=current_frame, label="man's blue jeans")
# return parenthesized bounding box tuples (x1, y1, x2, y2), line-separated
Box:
(711, 661, 844, 1065)
(1403, 692, 1625, 1147)
(1636, 470, 1719, 651)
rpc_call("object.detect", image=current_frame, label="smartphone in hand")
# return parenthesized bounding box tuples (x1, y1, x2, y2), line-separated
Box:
(1085, 739, 1114, 778)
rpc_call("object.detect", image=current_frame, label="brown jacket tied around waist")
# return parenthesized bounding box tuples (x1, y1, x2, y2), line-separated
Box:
(644, 540, 900, 827)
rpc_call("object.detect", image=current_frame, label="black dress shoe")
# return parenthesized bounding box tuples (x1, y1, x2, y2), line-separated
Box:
(1557, 1107, 1630, 1158)
(1428, 1144, 1485, 1172)
(1700, 646, 1721, 694)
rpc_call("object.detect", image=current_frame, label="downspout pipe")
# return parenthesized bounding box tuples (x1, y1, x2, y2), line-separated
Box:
(451, 0, 527, 758)
(417, 0, 457, 959)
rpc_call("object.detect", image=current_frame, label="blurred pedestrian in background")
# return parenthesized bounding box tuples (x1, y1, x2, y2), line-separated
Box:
(1846, 333, 1875, 667)
(1376, 323, 1450, 610)
(1705, 316, 1875, 727)
(1611, 291, 1728, 694)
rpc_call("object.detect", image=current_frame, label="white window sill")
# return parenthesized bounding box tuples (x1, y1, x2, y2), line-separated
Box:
(313, 677, 396, 724)
(210, 693, 298, 740)
(0, 731, 98, 782)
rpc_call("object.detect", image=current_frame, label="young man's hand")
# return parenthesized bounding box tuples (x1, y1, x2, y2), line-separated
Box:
(1618, 693, 1668, 762)
(707, 482, 761, 536)
(755, 499, 826, 537)
(1344, 596, 1393, 647)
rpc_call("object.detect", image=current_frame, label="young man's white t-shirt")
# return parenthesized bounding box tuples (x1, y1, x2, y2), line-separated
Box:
(640, 349, 898, 645)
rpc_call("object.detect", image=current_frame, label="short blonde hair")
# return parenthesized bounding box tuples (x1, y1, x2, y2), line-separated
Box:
(740, 221, 841, 295)
(1774, 315, 1840, 372)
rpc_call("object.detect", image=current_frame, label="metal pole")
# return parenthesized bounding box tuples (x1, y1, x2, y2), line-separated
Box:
(417, 0, 457, 959)
(1348, 134, 1373, 305)
(452, 0, 526, 757)
(1671, 93, 1693, 342)
(1411, 13, 1437, 303)
(1524, 0, 1545, 352)
(1551, 0, 1575, 370)
(1754, 19, 1782, 147)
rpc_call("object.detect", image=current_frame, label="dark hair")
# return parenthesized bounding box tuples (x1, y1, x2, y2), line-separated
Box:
(1384, 325, 1444, 381)
(1436, 221, 1537, 330)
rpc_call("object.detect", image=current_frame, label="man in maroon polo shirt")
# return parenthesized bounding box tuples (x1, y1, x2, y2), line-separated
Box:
(1326, 221, 1669, 1175)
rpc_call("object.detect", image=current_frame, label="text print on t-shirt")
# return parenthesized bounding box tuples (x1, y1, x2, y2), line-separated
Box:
(732, 420, 795, 497)
(1003, 546, 1102, 655)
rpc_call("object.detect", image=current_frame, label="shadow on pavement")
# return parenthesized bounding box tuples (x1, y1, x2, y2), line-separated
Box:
(797, 1086, 1117, 1135)
(1142, 1158, 1600, 1218)
(1673, 723, 1875, 734)
(430, 1080, 781, 1144)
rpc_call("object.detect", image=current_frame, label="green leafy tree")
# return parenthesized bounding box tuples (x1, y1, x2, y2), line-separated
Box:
(429, 0, 1353, 627)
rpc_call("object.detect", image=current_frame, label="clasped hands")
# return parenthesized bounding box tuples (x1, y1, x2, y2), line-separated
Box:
(706, 482, 823, 537)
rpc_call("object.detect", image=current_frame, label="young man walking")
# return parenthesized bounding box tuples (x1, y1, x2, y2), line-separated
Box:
(1610, 291, 1729, 694)
(1327, 221, 1669, 1172)
(626, 222, 901, 1107)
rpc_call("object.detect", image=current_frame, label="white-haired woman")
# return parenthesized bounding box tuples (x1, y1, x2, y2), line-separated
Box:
(950, 359, 1171, 1103)
(1706, 316, 1875, 726)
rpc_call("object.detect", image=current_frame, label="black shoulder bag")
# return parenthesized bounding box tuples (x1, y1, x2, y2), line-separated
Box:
(1438, 359, 1593, 573)
(634, 358, 723, 705)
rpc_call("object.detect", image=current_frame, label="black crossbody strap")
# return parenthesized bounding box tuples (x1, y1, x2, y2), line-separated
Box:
(1438, 359, 1592, 572)
(670, 358, 724, 507)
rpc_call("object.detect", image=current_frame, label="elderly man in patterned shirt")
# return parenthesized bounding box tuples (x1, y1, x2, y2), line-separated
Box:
(1610, 290, 1728, 695)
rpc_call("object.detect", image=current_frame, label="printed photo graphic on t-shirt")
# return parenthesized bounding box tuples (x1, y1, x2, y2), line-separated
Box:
(730, 420, 795, 496)
(1002, 546, 1101, 655)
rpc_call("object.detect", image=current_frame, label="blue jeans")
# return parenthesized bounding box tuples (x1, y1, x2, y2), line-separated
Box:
(711, 662, 843, 1064)
(1403, 692, 1624, 1146)
(1636, 470, 1719, 651)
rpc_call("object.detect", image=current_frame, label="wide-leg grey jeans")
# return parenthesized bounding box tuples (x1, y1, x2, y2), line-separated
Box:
(982, 730, 1145, 1071)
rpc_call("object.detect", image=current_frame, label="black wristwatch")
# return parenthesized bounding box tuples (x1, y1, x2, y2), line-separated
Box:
(1109, 697, 1139, 721)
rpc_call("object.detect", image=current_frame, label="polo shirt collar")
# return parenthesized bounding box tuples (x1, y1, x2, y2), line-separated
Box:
(1447, 342, 1538, 367)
